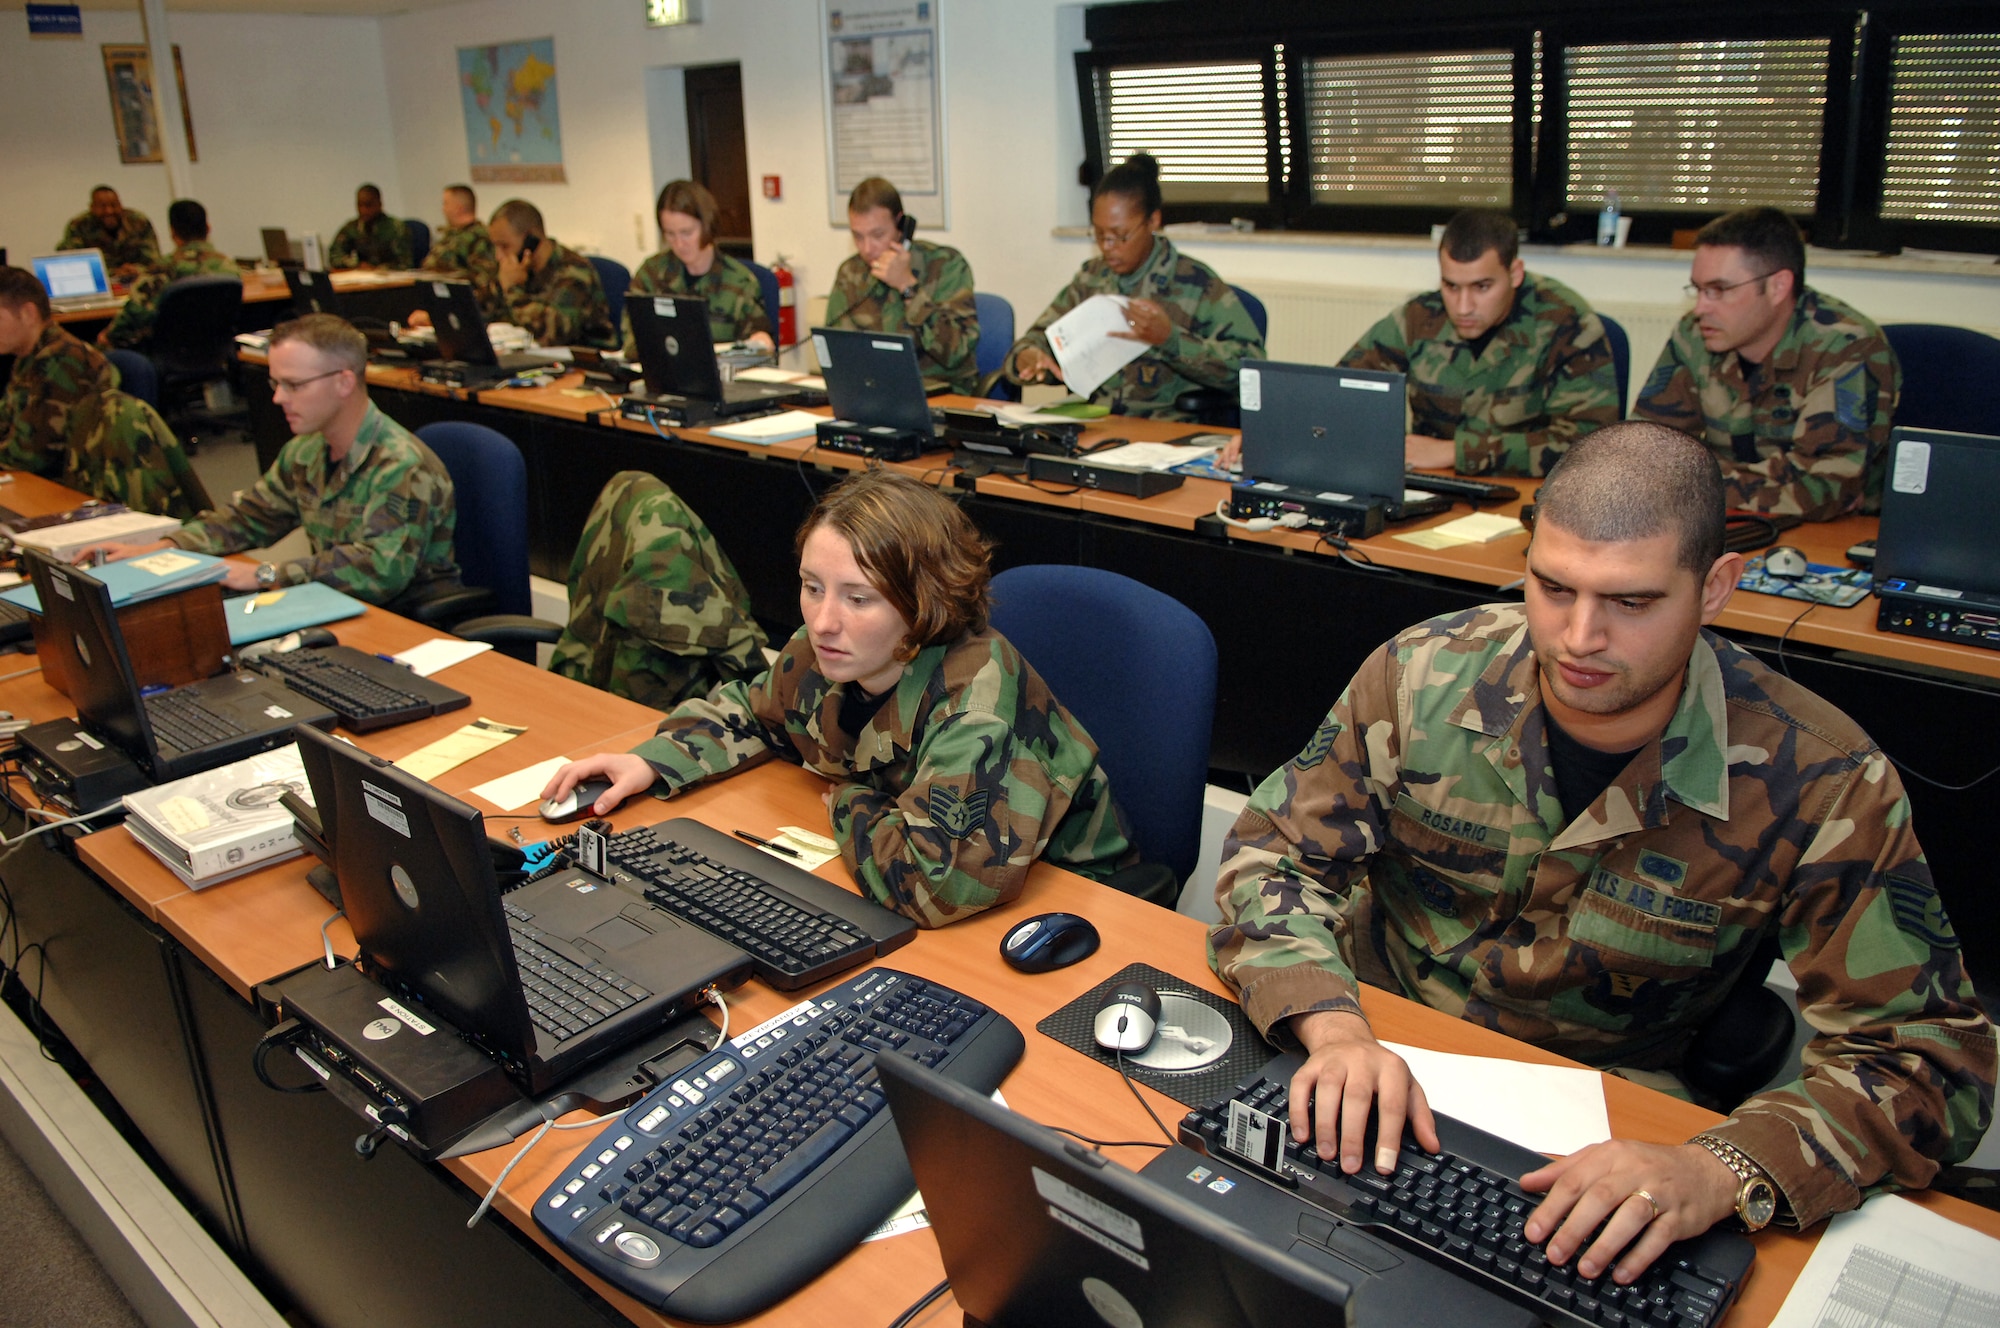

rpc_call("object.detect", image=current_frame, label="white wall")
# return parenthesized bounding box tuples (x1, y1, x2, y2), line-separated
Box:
(0, 13, 400, 262)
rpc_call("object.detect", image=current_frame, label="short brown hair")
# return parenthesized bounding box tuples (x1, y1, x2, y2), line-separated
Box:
(270, 313, 367, 378)
(847, 177, 904, 220)
(444, 184, 476, 211)
(1535, 421, 1726, 575)
(1440, 208, 1518, 267)
(796, 470, 990, 658)
(656, 179, 720, 247)
(490, 198, 544, 237)
(1696, 206, 1806, 290)
(0, 266, 52, 320)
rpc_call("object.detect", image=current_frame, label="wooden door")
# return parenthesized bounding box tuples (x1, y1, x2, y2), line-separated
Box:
(686, 63, 753, 260)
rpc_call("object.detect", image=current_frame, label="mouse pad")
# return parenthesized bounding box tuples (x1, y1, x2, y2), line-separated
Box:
(1738, 555, 1872, 607)
(1037, 962, 1275, 1110)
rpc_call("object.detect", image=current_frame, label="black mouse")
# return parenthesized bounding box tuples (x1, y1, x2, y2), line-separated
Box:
(1764, 545, 1809, 580)
(294, 627, 339, 649)
(1000, 912, 1100, 973)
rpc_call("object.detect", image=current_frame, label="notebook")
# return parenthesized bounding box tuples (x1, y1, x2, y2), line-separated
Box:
(813, 326, 939, 436)
(226, 581, 369, 646)
(30, 249, 121, 311)
(626, 295, 802, 416)
(1238, 361, 1451, 522)
(415, 279, 558, 382)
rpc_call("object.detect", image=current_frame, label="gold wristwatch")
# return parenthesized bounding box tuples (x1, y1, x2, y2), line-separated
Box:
(1692, 1134, 1778, 1232)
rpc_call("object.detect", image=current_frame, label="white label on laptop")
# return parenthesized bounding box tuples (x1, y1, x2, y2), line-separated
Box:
(1915, 585, 1963, 599)
(1892, 439, 1932, 494)
(75, 730, 103, 749)
(50, 575, 74, 601)
(1316, 490, 1354, 503)
(1224, 1099, 1286, 1171)
(1049, 1208, 1149, 1272)
(654, 298, 676, 318)
(1239, 366, 1261, 412)
(1033, 1166, 1146, 1253)
(872, 339, 902, 352)
(363, 789, 410, 838)
(377, 996, 436, 1036)
(1340, 376, 1393, 392)
(813, 333, 831, 365)
(432, 282, 451, 298)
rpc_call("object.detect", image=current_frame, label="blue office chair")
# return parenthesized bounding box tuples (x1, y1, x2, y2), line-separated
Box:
(106, 349, 158, 408)
(1232, 284, 1268, 341)
(1883, 324, 2000, 436)
(988, 566, 1216, 899)
(589, 256, 631, 329)
(744, 259, 782, 345)
(1598, 312, 1631, 411)
(412, 422, 532, 649)
(973, 292, 1015, 379)
(1172, 284, 1267, 425)
(404, 218, 430, 268)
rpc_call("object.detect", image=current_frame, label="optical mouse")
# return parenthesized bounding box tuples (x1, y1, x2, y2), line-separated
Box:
(1092, 980, 1161, 1054)
(1000, 912, 1101, 973)
(294, 627, 339, 649)
(1764, 545, 1809, 580)
(540, 778, 617, 823)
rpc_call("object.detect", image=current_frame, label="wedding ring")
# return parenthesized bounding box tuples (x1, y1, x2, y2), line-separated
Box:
(1629, 1188, 1661, 1222)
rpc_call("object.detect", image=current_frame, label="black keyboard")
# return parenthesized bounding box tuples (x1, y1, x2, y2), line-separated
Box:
(535, 967, 1023, 1322)
(250, 645, 469, 732)
(503, 902, 652, 1043)
(0, 598, 31, 646)
(1181, 1064, 1754, 1328)
(145, 689, 247, 752)
(605, 819, 915, 990)
(1405, 469, 1522, 504)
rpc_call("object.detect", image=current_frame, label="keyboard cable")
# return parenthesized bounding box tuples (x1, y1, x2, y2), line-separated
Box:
(885, 1278, 951, 1328)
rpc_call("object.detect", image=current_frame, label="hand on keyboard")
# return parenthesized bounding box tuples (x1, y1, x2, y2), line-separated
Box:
(1289, 1008, 1440, 1174)
(1520, 1139, 1741, 1284)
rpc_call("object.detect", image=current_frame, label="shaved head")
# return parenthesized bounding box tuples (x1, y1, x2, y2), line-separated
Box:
(1535, 422, 1726, 574)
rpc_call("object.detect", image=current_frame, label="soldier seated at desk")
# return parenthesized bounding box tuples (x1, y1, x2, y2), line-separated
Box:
(1209, 420, 1994, 1281)
(487, 199, 616, 350)
(0, 264, 118, 478)
(822, 177, 979, 395)
(624, 178, 774, 358)
(99, 198, 239, 351)
(58, 185, 160, 282)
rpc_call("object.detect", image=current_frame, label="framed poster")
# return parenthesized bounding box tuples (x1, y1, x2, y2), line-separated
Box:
(100, 43, 196, 165)
(458, 38, 566, 183)
(821, 2, 947, 228)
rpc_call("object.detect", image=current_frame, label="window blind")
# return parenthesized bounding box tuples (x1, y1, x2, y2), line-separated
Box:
(1303, 50, 1515, 207)
(1881, 34, 2000, 225)
(1099, 62, 1269, 204)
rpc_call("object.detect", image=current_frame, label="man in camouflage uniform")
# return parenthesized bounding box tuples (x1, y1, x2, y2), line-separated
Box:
(61, 389, 206, 520)
(822, 178, 979, 394)
(1635, 207, 1900, 520)
(1344, 208, 1619, 476)
(87, 315, 458, 605)
(0, 265, 118, 477)
(329, 184, 413, 271)
(420, 184, 503, 323)
(549, 470, 768, 710)
(1210, 421, 1992, 1282)
(100, 199, 240, 350)
(58, 186, 160, 281)
(487, 199, 616, 349)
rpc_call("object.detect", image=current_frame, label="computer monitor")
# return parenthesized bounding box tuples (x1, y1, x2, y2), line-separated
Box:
(30, 249, 112, 302)
(1238, 361, 1407, 501)
(261, 227, 299, 265)
(813, 326, 936, 435)
(1876, 427, 2000, 595)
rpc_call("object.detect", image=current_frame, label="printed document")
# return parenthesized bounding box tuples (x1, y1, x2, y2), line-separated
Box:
(1046, 294, 1150, 399)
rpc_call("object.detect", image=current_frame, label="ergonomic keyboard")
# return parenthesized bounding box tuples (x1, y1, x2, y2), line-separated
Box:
(1404, 470, 1521, 505)
(604, 818, 916, 990)
(535, 966, 1023, 1323)
(248, 645, 470, 732)
(145, 689, 246, 751)
(503, 901, 652, 1042)
(1181, 1060, 1754, 1328)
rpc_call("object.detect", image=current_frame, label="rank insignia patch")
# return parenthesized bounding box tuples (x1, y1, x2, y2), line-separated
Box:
(927, 786, 990, 840)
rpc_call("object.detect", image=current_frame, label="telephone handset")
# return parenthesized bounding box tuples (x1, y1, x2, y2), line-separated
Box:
(896, 214, 916, 247)
(520, 233, 541, 260)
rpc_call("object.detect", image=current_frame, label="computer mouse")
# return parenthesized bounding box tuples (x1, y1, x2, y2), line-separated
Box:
(540, 778, 617, 823)
(1000, 912, 1101, 973)
(294, 627, 339, 649)
(1092, 980, 1161, 1054)
(1765, 545, 1810, 580)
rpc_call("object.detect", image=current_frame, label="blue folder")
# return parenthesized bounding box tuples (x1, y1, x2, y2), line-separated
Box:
(228, 581, 368, 645)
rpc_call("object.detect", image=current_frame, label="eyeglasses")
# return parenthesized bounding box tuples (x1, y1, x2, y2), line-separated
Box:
(1684, 271, 1776, 301)
(269, 368, 346, 395)
(1093, 225, 1147, 248)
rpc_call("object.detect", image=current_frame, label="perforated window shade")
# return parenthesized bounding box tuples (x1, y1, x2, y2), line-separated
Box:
(1304, 50, 1515, 207)
(1882, 34, 2000, 225)
(1099, 62, 1269, 205)
(1564, 39, 1828, 212)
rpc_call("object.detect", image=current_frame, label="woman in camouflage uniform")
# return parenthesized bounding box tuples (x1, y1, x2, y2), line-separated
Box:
(546, 470, 1135, 927)
(622, 179, 774, 357)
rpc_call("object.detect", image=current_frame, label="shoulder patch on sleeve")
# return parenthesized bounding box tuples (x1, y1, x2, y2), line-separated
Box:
(1886, 874, 1958, 950)
(1834, 366, 1870, 432)
(1294, 716, 1342, 770)
(927, 786, 990, 840)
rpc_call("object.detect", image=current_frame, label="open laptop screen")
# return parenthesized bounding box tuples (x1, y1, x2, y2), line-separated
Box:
(628, 295, 725, 400)
(415, 279, 500, 365)
(31, 249, 111, 300)
(23, 552, 158, 766)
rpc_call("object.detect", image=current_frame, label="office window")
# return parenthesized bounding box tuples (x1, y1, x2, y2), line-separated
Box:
(1880, 34, 2000, 225)
(1098, 61, 1269, 204)
(1303, 50, 1515, 207)
(1564, 39, 1829, 212)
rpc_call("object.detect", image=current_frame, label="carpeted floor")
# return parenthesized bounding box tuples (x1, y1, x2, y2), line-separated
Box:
(0, 1126, 146, 1328)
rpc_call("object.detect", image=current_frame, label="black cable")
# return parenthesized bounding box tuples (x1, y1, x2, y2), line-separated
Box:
(1313, 530, 1396, 576)
(1114, 1048, 1180, 1145)
(252, 1021, 325, 1094)
(885, 1277, 951, 1328)
(1002, 471, 1081, 497)
(1771, 600, 1816, 680)
(1048, 1124, 1172, 1151)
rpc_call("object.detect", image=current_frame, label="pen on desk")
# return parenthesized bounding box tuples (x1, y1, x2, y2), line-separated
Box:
(732, 829, 800, 858)
(243, 596, 257, 615)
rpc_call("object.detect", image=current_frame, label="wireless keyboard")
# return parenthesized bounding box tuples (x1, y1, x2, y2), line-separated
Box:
(1181, 1059, 1754, 1328)
(535, 967, 1023, 1323)
(249, 645, 469, 732)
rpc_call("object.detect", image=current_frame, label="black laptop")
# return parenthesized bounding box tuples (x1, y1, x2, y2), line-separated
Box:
(814, 326, 945, 435)
(625, 295, 802, 416)
(415, 278, 557, 385)
(284, 266, 349, 318)
(292, 725, 752, 1094)
(25, 552, 337, 783)
(1239, 361, 1451, 522)
(1874, 426, 2000, 649)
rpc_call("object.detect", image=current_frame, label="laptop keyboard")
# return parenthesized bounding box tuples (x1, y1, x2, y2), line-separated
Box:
(504, 902, 652, 1043)
(144, 689, 247, 752)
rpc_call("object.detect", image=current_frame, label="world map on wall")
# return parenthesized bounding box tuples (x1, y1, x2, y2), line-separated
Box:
(458, 38, 566, 183)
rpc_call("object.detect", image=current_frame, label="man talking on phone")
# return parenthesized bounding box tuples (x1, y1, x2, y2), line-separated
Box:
(487, 199, 617, 349)
(822, 177, 979, 394)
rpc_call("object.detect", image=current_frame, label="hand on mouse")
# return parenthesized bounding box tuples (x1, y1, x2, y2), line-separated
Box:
(1288, 1009, 1439, 1174)
(543, 752, 655, 816)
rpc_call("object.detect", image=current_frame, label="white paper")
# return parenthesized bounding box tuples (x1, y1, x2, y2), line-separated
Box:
(467, 757, 570, 813)
(1084, 441, 1222, 473)
(1768, 1195, 2000, 1328)
(708, 409, 826, 444)
(1382, 1041, 1610, 1156)
(1046, 294, 1149, 399)
(976, 400, 1090, 426)
(392, 639, 493, 677)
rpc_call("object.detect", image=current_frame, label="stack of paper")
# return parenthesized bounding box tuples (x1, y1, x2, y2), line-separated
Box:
(8, 511, 186, 563)
(1046, 294, 1150, 398)
(1393, 512, 1526, 550)
(709, 409, 826, 444)
(2, 549, 226, 612)
(736, 366, 827, 391)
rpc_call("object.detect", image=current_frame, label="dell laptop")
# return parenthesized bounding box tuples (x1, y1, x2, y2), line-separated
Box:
(30, 249, 121, 312)
(284, 266, 349, 318)
(260, 227, 299, 266)
(24, 552, 337, 782)
(292, 724, 751, 1093)
(626, 295, 802, 416)
(1874, 426, 2000, 650)
(1238, 361, 1451, 522)
(414, 278, 558, 385)
(814, 326, 943, 437)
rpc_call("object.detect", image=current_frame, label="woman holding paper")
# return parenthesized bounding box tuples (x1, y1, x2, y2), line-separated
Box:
(1006, 153, 1265, 419)
(542, 469, 1137, 928)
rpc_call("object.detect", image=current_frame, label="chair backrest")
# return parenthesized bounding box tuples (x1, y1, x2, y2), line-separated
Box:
(1231, 285, 1268, 340)
(62, 389, 211, 520)
(973, 291, 1015, 378)
(404, 217, 430, 267)
(414, 421, 532, 616)
(1597, 312, 1631, 411)
(588, 256, 631, 329)
(1883, 323, 2000, 436)
(106, 348, 157, 407)
(149, 275, 243, 377)
(743, 259, 782, 345)
(988, 565, 1216, 884)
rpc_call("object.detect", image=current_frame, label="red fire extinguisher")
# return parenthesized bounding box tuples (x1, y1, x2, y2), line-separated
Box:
(772, 256, 797, 348)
